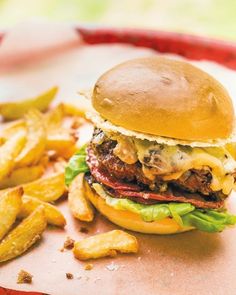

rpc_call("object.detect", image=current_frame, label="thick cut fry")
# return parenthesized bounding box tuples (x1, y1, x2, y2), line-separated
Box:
(45, 103, 64, 130)
(0, 165, 44, 189)
(19, 195, 66, 227)
(46, 133, 76, 159)
(0, 206, 47, 262)
(0, 187, 23, 241)
(0, 87, 58, 120)
(62, 96, 93, 118)
(0, 119, 25, 142)
(0, 131, 26, 181)
(68, 173, 94, 222)
(15, 109, 46, 168)
(73, 230, 138, 260)
(23, 172, 66, 202)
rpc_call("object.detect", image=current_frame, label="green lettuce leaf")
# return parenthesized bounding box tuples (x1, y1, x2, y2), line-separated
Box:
(65, 145, 89, 186)
(93, 183, 236, 233)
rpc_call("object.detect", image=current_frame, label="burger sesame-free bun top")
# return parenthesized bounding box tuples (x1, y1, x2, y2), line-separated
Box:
(92, 57, 234, 141)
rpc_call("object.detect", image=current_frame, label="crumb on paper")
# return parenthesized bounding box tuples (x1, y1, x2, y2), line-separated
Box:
(106, 262, 119, 271)
(64, 236, 75, 250)
(66, 273, 74, 280)
(137, 256, 142, 261)
(84, 263, 93, 270)
(80, 226, 89, 234)
(94, 278, 101, 283)
(17, 270, 33, 284)
(60, 247, 65, 252)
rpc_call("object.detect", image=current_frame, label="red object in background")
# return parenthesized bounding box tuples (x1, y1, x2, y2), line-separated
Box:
(0, 26, 236, 295)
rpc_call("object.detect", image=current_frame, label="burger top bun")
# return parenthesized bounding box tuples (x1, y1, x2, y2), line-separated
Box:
(92, 57, 234, 141)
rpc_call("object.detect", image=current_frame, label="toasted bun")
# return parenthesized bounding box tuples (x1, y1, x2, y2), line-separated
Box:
(92, 57, 234, 141)
(84, 180, 193, 234)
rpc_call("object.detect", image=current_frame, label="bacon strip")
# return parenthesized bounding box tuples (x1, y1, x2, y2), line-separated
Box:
(87, 147, 140, 191)
(87, 146, 224, 209)
(112, 189, 224, 209)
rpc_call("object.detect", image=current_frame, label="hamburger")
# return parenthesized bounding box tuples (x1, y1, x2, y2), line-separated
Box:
(66, 57, 236, 234)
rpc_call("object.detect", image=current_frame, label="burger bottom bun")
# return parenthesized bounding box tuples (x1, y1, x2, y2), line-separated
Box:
(84, 180, 194, 235)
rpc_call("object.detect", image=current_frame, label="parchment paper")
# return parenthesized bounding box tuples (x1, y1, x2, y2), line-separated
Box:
(1, 27, 236, 295)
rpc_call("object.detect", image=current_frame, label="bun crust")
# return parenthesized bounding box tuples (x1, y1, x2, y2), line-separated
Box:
(92, 57, 234, 141)
(84, 180, 193, 235)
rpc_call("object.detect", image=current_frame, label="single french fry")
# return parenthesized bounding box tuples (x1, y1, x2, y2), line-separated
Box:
(15, 109, 46, 168)
(23, 172, 66, 202)
(45, 103, 64, 130)
(73, 230, 138, 261)
(0, 86, 58, 120)
(0, 165, 44, 189)
(46, 133, 76, 159)
(0, 206, 47, 262)
(62, 94, 93, 119)
(0, 131, 26, 181)
(19, 195, 66, 227)
(68, 173, 94, 222)
(0, 119, 25, 142)
(0, 187, 23, 241)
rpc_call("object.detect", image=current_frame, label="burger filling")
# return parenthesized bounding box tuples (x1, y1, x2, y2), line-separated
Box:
(65, 128, 236, 233)
(88, 128, 236, 207)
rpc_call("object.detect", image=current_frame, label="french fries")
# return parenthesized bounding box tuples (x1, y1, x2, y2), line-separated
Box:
(0, 206, 47, 263)
(23, 172, 66, 202)
(68, 173, 94, 222)
(0, 97, 94, 263)
(0, 131, 26, 181)
(15, 109, 46, 168)
(19, 195, 66, 227)
(0, 165, 44, 189)
(0, 187, 23, 241)
(0, 86, 58, 120)
(73, 230, 138, 260)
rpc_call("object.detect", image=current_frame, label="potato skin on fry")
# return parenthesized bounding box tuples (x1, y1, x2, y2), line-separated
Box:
(0, 165, 44, 189)
(0, 132, 26, 181)
(0, 187, 23, 241)
(0, 206, 47, 263)
(19, 195, 66, 227)
(0, 86, 58, 120)
(15, 109, 46, 168)
(23, 172, 66, 202)
(73, 230, 138, 260)
(68, 173, 94, 222)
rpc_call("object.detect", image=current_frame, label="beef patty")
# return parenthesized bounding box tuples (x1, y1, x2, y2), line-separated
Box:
(90, 129, 221, 198)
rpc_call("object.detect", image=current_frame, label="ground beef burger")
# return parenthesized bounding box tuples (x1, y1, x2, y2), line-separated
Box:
(66, 57, 236, 234)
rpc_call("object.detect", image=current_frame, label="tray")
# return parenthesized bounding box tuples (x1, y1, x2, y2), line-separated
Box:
(1, 26, 236, 295)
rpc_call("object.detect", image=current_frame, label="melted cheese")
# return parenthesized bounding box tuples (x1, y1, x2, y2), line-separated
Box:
(110, 132, 236, 194)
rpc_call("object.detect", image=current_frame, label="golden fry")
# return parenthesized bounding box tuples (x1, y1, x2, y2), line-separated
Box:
(19, 195, 66, 227)
(23, 172, 66, 202)
(0, 206, 47, 262)
(0, 165, 44, 189)
(15, 109, 46, 168)
(62, 95, 93, 119)
(0, 187, 23, 241)
(0, 131, 26, 181)
(45, 103, 64, 130)
(68, 173, 94, 222)
(46, 133, 76, 159)
(0, 119, 25, 142)
(0, 86, 58, 120)
(73, 230, 138, 260)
